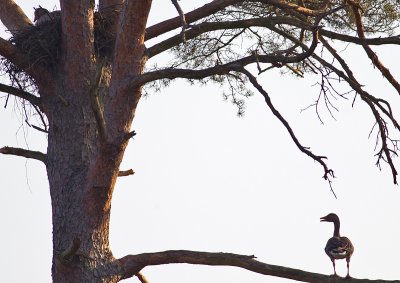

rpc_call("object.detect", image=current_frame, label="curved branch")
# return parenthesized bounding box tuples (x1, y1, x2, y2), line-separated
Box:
(0, 146, 46, 164)
(0, 0, 32, 35)
(0, 82, 42, 109)
(118, 250, 399, 282)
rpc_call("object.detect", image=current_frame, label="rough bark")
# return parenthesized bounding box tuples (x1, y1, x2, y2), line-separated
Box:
(43, 0, 152, 281)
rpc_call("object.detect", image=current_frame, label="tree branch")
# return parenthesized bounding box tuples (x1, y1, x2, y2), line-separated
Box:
(0, 0, 32, 35)
(239, 68, 333, 180)
(0, 37, 30, 70)
(171, 0, 188, 42)
(118, 169, 134, 177)
(142, 25, 319, 86)
(145, 0, 244, 40)
(0, 36, 52, 83)
(0, 146, 46, 164)
(118, 250, 399, 282)
(348, 1, 400, 96)
(0, 82, 42, 109)
(256, 0, 334, 17)
(136, 272, 149, 283)
(147, 16, 400, 59)
(319, 36, 399, 184)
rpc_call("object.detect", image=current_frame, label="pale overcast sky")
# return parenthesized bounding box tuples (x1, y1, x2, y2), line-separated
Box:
(1, 1, 400, 282)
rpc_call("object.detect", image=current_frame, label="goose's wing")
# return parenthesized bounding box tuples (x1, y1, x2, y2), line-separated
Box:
(325, 236, 354, 259)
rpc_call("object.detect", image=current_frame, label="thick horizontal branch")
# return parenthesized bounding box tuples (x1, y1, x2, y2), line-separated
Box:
(0, 146, 46, 164)
(118, 250, 399, 282)
(0, 82, 42, 109)
(145, 0, 244, 40)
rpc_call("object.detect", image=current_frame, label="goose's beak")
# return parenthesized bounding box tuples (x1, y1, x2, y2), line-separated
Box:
(320, 216, 328, 222)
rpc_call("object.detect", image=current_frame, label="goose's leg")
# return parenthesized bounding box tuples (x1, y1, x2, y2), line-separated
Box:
(332, 259, 337, 276)
(346, 259, 351, 278)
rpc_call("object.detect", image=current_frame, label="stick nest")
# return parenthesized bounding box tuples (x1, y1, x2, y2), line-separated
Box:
(9, 11, 116, 69)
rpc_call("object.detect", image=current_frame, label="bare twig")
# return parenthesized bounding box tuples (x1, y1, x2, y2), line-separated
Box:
(31, 124, 48, 133)
(118, 169, 135, 177)
(124, 130, 136, 141)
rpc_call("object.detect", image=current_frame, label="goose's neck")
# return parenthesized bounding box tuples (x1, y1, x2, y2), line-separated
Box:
(333, 219, 340, 237)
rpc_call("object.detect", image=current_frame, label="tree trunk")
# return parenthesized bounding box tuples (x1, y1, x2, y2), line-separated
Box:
(39, 0, 152, 281)
(42, 69, 118, 282)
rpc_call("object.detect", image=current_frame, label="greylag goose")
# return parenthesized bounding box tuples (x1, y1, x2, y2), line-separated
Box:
(320, 213, 354, 278)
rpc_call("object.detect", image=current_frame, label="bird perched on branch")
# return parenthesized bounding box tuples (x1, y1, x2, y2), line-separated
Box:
(320, 213, 354, 278)
(34, 6, 61, 25)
